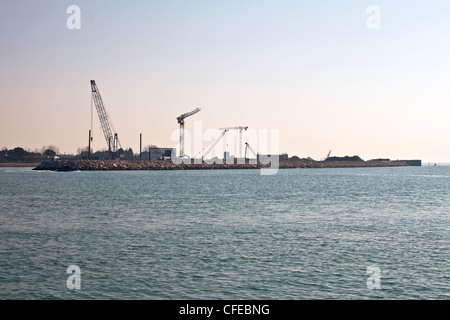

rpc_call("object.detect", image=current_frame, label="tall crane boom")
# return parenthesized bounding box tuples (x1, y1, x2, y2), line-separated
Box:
(197, 129, 229, 160)
(90, 80, 121, 157)
(177, 108, 200, 157)
(245, 142, 258, 160)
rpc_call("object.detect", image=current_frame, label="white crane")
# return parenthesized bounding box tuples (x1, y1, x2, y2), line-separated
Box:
(219, 126, 248, 159)
(195, 129, 229, 160)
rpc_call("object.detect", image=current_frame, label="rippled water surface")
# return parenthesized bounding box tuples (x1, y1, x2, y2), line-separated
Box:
(0, 166, 449, 299)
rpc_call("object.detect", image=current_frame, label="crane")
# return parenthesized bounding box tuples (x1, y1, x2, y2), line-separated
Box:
(219, 126, 248, 159)
(90, 80, 121, 158)
(244, 142, 258, 161)
(326, 150, 332, 160)
(195, 129, 229, 160)
(177, 108, 200, 157)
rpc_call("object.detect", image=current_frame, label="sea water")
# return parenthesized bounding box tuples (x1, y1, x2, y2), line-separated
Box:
(0, 166, 448, 299)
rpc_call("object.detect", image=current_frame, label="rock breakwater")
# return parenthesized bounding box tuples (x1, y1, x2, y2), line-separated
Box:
(33, 159, 414, 171)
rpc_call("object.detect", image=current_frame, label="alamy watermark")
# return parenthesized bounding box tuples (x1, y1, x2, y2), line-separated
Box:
(366, 265, 419, 290)
(66, 5, 81, 30)
(366, 266, 381, 289)
(169, 121, 280, 175)
(367, 5, 381, 30)
(66, 265, 81, 290)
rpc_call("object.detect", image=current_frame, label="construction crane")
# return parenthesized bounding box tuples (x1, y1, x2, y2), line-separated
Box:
(195, 129, 229, 160)
(219, 126, 248, 159)
(320, 150, 332, 161)
(177, 108, 200, 157)
(244, 142, 258, 161)
(90, 80, 121, 158)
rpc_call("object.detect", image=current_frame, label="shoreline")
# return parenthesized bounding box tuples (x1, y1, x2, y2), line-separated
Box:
(32, 159, 421, 171)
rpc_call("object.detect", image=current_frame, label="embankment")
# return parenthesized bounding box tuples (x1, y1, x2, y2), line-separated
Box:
(32, 159, 419, 171)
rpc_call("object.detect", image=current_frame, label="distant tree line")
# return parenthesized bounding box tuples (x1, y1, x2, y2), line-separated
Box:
(1, 144, 159, 162)
(0, 145, 62, 163)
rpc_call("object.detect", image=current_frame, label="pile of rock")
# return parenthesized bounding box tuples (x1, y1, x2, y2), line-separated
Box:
(33, 160, 266, 171)
(33, 158, 412, 171)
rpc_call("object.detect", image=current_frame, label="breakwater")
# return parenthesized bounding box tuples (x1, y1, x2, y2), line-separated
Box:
(32, 159, 419, 171)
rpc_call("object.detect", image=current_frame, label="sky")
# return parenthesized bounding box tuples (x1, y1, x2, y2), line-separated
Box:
(1, 0, 450, 162)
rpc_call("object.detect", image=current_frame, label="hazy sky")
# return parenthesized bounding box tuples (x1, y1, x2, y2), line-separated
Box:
(1, 0, 450, 162)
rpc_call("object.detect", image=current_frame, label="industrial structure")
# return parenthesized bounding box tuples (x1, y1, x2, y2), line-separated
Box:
(90, 80, 121, 159)
(219, 126, 248, 159)
(77, 80, 421, 169)
(177, 108, 200, 158)
(193, 126, 249, 161)
(149, 147, 176, 160)
(88, 82, 251, 162)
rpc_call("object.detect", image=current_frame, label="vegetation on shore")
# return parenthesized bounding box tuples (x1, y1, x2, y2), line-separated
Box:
(0, 145, 151, 164)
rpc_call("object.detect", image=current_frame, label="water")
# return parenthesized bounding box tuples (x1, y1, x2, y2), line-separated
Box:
(0, 166, 448, 299)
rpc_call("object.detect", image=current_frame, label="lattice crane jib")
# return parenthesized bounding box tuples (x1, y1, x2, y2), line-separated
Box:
(90, 80, 121, 155)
